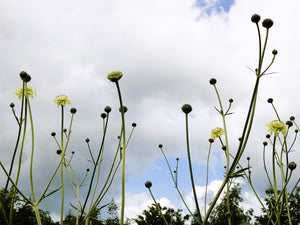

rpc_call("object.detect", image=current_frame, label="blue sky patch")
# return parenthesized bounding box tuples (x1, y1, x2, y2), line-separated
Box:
(195, 0, 235, 14)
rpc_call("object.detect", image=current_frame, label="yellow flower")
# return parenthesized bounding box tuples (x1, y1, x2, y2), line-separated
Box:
(107, 71, 123, 82)
(266, 120, 288, 136)
(53, 95, 71, 107)
(14, 87, 36, 99)
(211, 127, 224, 140)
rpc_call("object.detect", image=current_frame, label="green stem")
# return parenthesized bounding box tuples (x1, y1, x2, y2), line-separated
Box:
(185, 113, 202, 223)
(60, 105, 65, 225)
(204, 143, 212, 216)
(148, 188, 169, 225)
(115, 81, 126, 225)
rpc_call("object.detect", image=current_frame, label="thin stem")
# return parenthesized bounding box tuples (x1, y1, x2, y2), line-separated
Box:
(148, 188, 169, 225)
(60, 105, 65, 225)
(185, 113, 202, 223)
(204, 142, 212, 215)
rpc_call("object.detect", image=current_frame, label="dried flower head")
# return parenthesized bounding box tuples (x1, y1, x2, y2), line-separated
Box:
(107, 71, 123, 82)
(144, 181, 152, 188)
(211, 127, 224, 140)
(14, 87, 36, 99)
(251, 14, 261, 23)
(262, 18, 274, 29)
(266, 120, 288, 136)
(181, 104, 192, 114)
(53, 95, 71, 107)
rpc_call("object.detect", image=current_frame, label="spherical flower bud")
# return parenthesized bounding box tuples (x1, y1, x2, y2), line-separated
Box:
(209, 78, 217, 85)
(181, 104, 192, 114)
(222, 146, 226, 151)
(100, 113, 107, 119)
(251, 14, 261, 23)
(71, 151, 75, 154)
(295, 129, 299, 133)
(104, 106, 111, 113)
(107, 71, 123, 82)
(290, 116, 295, 121)
(288, 162, 296, 171)
(266, 134, 271, 138)
(286, 121, 293, 128)
(86, 168, 90, 172)
(158, 144, 163, 148)
(63, 128, 67, 133)
(85, 138, 90, 143)
(51, 132, 56, 137)
(247, 156, 250, 161)
(144, 181, 152, 188)
(24, 75, 31, 82)
(56, 149, 62, 155)
(267, 98, 273, 103)
(208, 138, 214, 143)
(132, 123, 137, 127)
(263, 141, 268, 146)
(119, 106, 128, 113)
(176, 157, 179, 161)
(229, 99, 233, 103)
(272, 49, 278, 55)
(10, 103, 15, 108)
(19, 71, 28, 80)
(70, 108, 77, 114)
(262, 18, 274, 29)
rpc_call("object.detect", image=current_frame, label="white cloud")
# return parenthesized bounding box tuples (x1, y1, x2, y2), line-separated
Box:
(0, 0, 299, 220)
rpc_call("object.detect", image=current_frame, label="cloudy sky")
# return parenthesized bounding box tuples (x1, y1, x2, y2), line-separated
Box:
(1, 0, 299, 223)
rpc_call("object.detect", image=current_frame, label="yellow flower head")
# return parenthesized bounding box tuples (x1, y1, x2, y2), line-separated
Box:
(211, 127, 224, 140)
(14, 87, 36, 99)
(266, 120, 288, 136)
(107, 71, 123, 82)
(53, 95, 71, 107)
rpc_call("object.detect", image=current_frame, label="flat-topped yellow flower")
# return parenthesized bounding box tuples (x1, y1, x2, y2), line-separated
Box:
(211, 127, 224, 140)
(53, 95, 71, 107)
(14, 87, 36, 99)
(107, 71, 123, 82)
(266, 120, 288, 136)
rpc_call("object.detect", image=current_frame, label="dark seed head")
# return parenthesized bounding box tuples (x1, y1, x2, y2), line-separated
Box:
(222, 146, 226, 151)
(132, 123, 137, 127)
(209, 78, 217, 85)
(10, 103, 15, 108)
(286, 121, 293, 128)
(229, 99, 233, 103)
(63, 128, 67, 133)
(272, 49, 278, 55)
(209, 138, 214, 143)
(19, 71, 28, 80)
(56, 149, 62, 155)
(145, 181, 152, 188)
(104, 106, 111, 113)
(158, 144, 163, 148)
(181, 104, 192, 114)
(24, 75, 31, 82)
(262, 18, 274, 29)
(290, 116, 295, 121)
(100, 113, 107, 119)
(85, 138, 90, 143)
(51, 132, 56, 137)
(70, 108, 77, 114)
(86, 168, 90, 172)
(288, 162, 297, 171)
(267, 98, 273, 103)
(295, 129, 299, 133)
(251, 14, 261, 23)
(247, 156, 250, 161)
(263, 141, 268, 146)
(266, 134, 271, 139)
(71, 151, 75, 154)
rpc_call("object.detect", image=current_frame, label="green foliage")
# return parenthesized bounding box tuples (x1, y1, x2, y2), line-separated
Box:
(254, 187, 300, 225)
(208, 184, 253, 225)
(134, 203, 189, 225)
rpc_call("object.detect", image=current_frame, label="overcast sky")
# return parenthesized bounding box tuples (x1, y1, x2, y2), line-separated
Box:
(1, 0, 299, 223)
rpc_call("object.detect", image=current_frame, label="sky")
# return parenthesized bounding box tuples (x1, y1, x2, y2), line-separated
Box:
(0, 0, 300, 223)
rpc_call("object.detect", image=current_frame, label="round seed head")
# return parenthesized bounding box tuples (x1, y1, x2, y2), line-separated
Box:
(100, 113, 107, 119)
(272, 49, 278, 55)
(267, 98, 273, 103)
(286, 121, 293, 128)
(263, 141, 268, 146)
(70, 108, 77, 114)
(181, 104, 192, 114)
(209, 78, 217, 85)
(262, 18, 274, 29)
(158, 144, 163, 148)
(208, 138, 214, 143)
(104, 106, 111, 113)
(290, 116, 295, 121)
(288, 162, 296, 170)
(85, 138, 90, 143)
(51, 132, 56, 137)
(10, 103, 15, 108)
(56, 149, 62, 155)
(144, 181, 152, 188)
(251, 14, 261, 23)
(132, 123, 137, 127)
